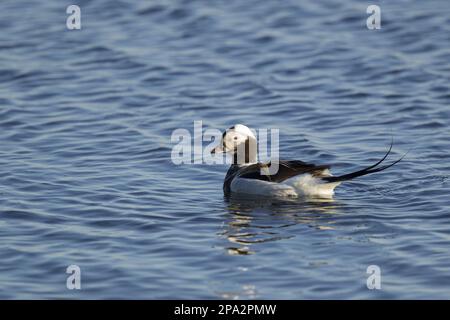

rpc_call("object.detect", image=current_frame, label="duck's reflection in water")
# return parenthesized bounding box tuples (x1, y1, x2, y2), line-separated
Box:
(220, 194, 344, 255)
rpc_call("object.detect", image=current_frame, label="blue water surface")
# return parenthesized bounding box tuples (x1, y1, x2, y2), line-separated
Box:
(0, 0, 449, 299)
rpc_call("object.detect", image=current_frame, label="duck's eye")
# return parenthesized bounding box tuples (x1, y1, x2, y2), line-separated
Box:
(234, 136, 238, 140)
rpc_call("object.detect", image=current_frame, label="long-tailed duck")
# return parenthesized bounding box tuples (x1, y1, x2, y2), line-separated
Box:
(211, 124, 404, 198)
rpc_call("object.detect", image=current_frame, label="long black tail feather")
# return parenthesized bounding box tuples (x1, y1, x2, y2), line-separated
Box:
(322, 139, 406, 183)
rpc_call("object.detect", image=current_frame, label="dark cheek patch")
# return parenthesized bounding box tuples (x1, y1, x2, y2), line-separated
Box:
(222, 131, 228, 149)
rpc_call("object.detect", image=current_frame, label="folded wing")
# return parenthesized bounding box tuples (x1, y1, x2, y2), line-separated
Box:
(238, 160, 331, 183)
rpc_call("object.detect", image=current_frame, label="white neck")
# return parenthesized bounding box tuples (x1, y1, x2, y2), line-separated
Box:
(231, 137, 257, 165)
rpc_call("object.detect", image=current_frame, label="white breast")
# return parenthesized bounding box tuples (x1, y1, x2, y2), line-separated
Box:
(230, 177, 298, 197)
